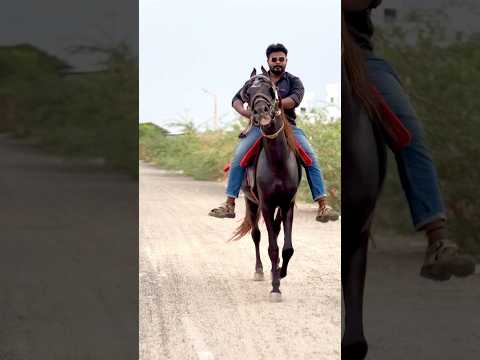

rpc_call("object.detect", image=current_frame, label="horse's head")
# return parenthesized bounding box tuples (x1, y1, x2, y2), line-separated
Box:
(240, 67, 280, 129)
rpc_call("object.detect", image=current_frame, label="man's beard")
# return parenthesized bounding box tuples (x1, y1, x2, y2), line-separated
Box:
(269, 65, 285, 75)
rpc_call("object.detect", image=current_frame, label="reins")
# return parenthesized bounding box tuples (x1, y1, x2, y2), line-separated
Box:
(261, 119, 284, 139)
(258, 76, 287, 140)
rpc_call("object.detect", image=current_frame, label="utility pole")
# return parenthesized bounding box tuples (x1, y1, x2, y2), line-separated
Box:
(202, 88, 218, 129)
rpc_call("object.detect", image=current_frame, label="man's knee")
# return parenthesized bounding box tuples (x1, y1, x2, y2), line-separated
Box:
(231, 152, 244, 167)
(232, 142, 253, 166)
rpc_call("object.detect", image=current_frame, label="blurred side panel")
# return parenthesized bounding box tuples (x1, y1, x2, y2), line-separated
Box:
(0, 1, 138, 359)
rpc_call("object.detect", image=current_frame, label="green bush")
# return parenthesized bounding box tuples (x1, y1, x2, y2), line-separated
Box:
(139, 117, 341, 210)
(0, 43, 138, 177)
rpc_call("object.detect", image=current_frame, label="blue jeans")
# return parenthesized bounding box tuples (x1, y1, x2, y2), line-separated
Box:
(225, 126, 326, 201)
(366, 53, 446, 229)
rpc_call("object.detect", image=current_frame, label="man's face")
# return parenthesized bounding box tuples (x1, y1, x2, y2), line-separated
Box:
(267, 51, 287, 75)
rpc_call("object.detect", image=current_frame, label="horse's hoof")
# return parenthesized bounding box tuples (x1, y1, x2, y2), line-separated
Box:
(280, 268, 287, 278)
(269, 292, 282, 303)
(253, 272, 264, 281)
(341, 340, 368, 360)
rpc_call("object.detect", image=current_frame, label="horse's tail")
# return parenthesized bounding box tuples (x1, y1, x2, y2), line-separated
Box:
(230, 209, 261, 241)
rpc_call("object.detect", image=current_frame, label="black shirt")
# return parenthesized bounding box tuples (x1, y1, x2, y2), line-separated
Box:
(232, 71, 304, 126)
(344, 0, 382, 50)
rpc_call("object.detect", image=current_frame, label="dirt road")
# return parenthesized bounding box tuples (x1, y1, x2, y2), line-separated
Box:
(0, 134, 137, 359)
(364, 238, 480, 359)
(139, 161, 341, 360)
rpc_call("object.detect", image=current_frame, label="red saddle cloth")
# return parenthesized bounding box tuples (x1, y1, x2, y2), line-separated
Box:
(371, 86, 412, 152)
(223, 137, 313, 173)
(239, 138, 313, 168)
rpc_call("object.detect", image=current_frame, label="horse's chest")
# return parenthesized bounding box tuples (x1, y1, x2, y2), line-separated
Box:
(258, 177, 297, 197)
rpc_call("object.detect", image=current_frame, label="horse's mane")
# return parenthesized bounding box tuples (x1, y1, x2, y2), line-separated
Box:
(282, 112, 298, 156)
(342, 12, 380, 120)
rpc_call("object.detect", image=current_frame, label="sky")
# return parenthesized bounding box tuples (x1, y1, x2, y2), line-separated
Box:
(0, 1, 339, 131)
(0, 0, 138, 70)
(140, 0, 340, 130)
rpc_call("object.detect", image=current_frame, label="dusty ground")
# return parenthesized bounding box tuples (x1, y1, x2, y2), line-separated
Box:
(2, 134, 477, 360)
(0, 134, 137, 359)
(139, 161, 342, 360)
(140, 160, 480, 360)
(0, 135, 480, 360)
(364, 237, 480, 359)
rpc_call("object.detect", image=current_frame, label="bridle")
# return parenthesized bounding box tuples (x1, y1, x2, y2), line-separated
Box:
(249, 77, 285, 140)
(261, 117, 284, 139)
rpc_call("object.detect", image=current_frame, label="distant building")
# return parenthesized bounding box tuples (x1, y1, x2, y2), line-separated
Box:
(300, 83, 340, 123)
(373, 0, 480, 45)
(324, 83, 341, 122)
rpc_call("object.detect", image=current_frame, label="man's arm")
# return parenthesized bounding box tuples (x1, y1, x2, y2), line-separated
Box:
(231, 88, 251, 118)
(232, 99, 251, 118)
(342, 0, 380, 11)
(281, 76, 304, 110)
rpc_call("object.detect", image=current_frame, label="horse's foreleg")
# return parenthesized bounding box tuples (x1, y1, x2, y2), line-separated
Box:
(272, 209, 283, 268)
(342, 231, 369, 360)
(280, 202, 295, 279)
(247, 200, 263, 281)
(252, 225, 263, 280)
(262, 205, 281, 299)
(273, 209, 282, 239)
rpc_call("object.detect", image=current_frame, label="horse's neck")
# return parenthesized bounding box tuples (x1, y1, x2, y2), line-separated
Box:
(262, 133, 291, 170)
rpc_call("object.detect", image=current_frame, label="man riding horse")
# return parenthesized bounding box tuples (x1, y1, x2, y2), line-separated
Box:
(342, 0, 475, 278)
(209, 43, 339, 222)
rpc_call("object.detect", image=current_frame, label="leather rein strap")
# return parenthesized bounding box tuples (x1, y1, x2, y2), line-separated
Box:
(261, 119, 284, 139)
(260, 79, 285, 140)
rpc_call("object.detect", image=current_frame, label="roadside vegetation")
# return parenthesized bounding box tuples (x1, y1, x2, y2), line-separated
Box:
(0, 43, 138, 177)
(139, 115, 341, 210)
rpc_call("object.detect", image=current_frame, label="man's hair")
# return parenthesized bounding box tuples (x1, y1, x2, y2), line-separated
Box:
(266, 43, 288, 58)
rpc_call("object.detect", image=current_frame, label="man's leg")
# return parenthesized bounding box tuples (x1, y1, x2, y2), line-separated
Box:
(367, 54, 445, 229)
(292, 127, 339, 222)
(366, 53, 475, 279)
(209, 127, 262, 218)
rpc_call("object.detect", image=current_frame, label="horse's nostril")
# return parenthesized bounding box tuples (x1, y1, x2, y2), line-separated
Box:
(264, 106, 268, 112)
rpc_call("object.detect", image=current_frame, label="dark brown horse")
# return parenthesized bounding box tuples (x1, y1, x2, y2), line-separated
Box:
(232, 67, 301, 302)
(341, 15, 387, 360)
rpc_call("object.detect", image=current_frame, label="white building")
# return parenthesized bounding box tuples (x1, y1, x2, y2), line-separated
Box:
(373, 0, 480, 45)
(325, 83, 341, 122)
(300, 83, 340, 123)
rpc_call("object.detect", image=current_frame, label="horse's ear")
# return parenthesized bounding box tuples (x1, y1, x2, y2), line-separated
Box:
(261, 66, 268, 75)
(250, 68, 257, 77)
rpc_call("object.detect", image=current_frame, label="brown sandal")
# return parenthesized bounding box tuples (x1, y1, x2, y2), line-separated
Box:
(316, 205, 339, 222)
(208, 202, 235, 218)
(420, 239, 476, 281)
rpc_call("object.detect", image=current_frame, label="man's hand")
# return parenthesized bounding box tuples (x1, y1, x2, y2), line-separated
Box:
(342, 0, 374, 11)
(280, 97, 298, 110)
(233, 99, 252, 118)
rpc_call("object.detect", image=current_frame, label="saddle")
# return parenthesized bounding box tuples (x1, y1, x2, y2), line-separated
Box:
(240, 137, 312, 168)
(223, 138, 310, 203)
(223, 137, 312, 174)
